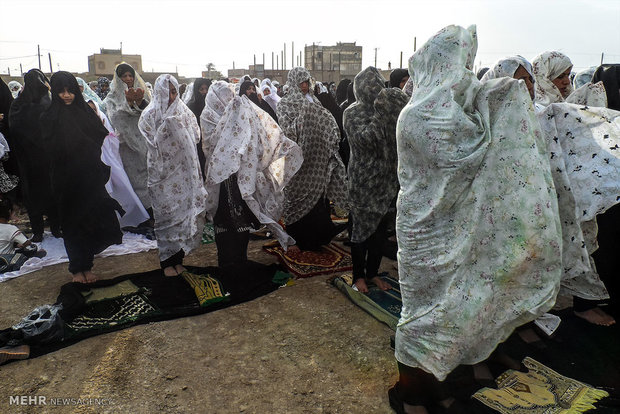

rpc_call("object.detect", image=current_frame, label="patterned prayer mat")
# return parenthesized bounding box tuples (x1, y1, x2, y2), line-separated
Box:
(332, 272, 401, 330)
(202, 222, 215, 244)
(262, 241, 353, 278)
(0, 262, 289, 364)
(474, 357, 609, 414)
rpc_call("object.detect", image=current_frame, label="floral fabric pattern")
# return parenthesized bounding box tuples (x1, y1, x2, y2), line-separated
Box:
(343, 66, 408, 242)
(277, 67, 348, 224)
(394, 25, 562, 380)
(537, 103, 620, 300)
(533, 51, 607, 108)
(138, 74, 207, 261)
(201, 81, 303, 249)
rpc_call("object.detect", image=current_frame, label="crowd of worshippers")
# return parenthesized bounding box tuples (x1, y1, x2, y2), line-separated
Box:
(1, 23, 620, 412)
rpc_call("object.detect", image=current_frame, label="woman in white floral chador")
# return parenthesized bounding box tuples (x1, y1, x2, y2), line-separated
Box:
(138, 74, 207, 276)
(201, 81, 303, 266)
(391, 25, 563, 412)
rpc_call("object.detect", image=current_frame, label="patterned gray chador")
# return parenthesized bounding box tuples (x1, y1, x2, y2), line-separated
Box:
(276, 67, 348, 225)
(103, 63, 152, 209)
(343, 66, 408, 243)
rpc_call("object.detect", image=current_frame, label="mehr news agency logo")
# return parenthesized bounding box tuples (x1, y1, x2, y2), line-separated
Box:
(9, 395, 112, 406)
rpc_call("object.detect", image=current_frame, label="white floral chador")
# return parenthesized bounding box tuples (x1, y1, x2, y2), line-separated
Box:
(138, 74, 207, 262)
(395, 25, 562, 380)
(536, 103, 620, 300)
(103, 63, 152, 209)
(532, 51, 607, 108)
(481, 56, 620, 301)
(200, 81, 303, 249)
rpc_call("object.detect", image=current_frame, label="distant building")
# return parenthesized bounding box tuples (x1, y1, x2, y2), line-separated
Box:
(88, 48, 142, 77)
(304, 42, 362, 82)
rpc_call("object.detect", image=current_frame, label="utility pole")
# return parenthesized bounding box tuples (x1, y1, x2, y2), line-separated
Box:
(283, 43, 286, 71)
(601, 52, 604, 65)
(120, 41, 123, 61)
(300, 51, 302, 67)
(48, 53, 53, 74)
(19, 63, 23, 76)
(272, 52, 274, 70)
(374, 48, 378, 68)
(400, 52, 403, 68)
(414, 37, 417, 52)
(312, 43, 315, 71)
(292, 42, 294, 68)
(37, 44, 41, 70)
(276, 55, 279, 71)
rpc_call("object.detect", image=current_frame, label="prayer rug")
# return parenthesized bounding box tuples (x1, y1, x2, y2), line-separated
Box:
(474, 357, 609, 414)
(332, 272, 401, 330)
(202, 222, 215, 244)
(262, 241, 353, 278)
(181, 272, 230, 307)
(0, 261, 286, 363)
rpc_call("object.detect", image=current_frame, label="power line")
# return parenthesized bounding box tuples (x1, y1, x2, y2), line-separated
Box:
(0, 54, 37, 61)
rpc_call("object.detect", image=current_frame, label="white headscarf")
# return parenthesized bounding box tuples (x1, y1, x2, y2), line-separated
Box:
(138, 74, 207, 261)
(573, 66, 597, 89)
(8, 81, 22, 99)
(76, 77, 106, 114)
(103, 62, 152, 209)
(532, 51, 574, 106)
(259, 78, 280, 112)
(200, 81, 303, 249)
(481, 55, 533, 81)
(182, 81, 193, 104)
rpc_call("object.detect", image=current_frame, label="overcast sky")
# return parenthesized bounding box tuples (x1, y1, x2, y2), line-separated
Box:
(1, 0, 619, 78)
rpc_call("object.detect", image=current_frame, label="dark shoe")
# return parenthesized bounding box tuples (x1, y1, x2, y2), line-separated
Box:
(51, 229, 63, 238)
(388, 386, 406, 414)
(31, 234, 43, 243)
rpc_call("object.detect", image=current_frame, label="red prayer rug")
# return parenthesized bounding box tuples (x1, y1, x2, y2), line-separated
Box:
(262, 241, 353, 278)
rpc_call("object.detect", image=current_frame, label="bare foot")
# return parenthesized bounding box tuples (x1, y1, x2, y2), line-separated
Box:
(72, 272, 87, 283)
(575, 307, 616, 326)
(163, 266, 178, 277)
(174, 264, 187, 275)
(354, 278, 369, 293)
(83, 270, 98, 283)
(369, 276, 391, 291)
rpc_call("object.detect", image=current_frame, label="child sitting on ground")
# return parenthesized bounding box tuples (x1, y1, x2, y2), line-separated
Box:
(0, 198, 46, 272)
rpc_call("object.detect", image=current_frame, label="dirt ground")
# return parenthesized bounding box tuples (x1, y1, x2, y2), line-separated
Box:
(0, 237, 400, 413)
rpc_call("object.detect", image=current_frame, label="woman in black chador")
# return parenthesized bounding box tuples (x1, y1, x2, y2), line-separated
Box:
(8, 69, 60, 241)
(41, 71, 122, 283)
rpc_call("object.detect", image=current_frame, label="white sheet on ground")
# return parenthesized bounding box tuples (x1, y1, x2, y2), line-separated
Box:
(0, 231, 157, 282)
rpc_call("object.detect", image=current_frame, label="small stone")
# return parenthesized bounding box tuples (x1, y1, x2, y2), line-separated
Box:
(182, 386, 188, 391)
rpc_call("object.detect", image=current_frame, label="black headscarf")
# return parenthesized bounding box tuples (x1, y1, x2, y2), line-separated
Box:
(41, 71, 122, 264)
(592, 64, 620, 111)
(239, 80, 278, 123)
(0, 77, 17, 177)
(335, 79, 351, 105)
(340, 82, 356, 112)
(0, 77, 13, 136)
(115, 63, 135, 78)
(187, 78, 212, 122)
(476, 67, 490, 80)
(389, 69, 409, 88)
(239, 80, 256, 98)
(187, 78, 212, 180)
(8, 69, 53, 210)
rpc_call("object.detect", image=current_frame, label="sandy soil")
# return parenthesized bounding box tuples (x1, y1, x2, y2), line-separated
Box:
(0, 239, 399, 413)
